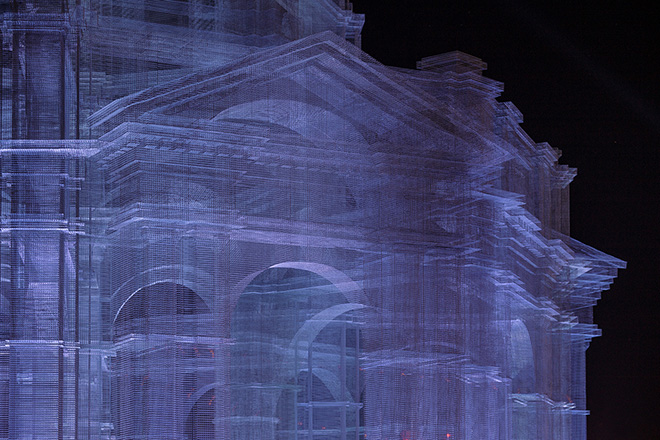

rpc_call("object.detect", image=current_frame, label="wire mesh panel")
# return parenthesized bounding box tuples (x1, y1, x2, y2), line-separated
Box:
(0, 1, 623, 440)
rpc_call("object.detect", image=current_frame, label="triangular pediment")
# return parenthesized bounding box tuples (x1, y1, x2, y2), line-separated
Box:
(90, 31, 508, 165)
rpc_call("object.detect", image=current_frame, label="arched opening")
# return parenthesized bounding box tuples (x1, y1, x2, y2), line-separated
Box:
(114, 281, 210, 337)
(112, 282, 213, 439)
(185, 389, 217, 440)
(507, 319, 536, 393)
(231, 267, 364, 440)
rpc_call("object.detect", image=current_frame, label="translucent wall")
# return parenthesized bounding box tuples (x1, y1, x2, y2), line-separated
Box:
(0, 2, 622, 440)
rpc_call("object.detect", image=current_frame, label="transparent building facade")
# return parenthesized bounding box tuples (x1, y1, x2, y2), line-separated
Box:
(0, 1, 623, 439)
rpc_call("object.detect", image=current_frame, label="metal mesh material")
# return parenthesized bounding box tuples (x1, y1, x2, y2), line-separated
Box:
(0, 1, 623, 439)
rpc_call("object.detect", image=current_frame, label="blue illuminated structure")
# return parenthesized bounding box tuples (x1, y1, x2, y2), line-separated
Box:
(0, 1, 623, 439)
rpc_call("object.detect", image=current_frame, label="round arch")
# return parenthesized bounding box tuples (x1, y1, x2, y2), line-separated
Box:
(230, 261, 368, 314)
(184, 388, 217, 440)
(113, 281, 211, 324)
(296, 367, 355, 404)
(284, 302, 366, 378)
(492, 318, 536, 392)
(110, 265, 215, 326)
(183, 382, 222, 420)
(281, 302, 367, 399)
(214, 99, 369, 145)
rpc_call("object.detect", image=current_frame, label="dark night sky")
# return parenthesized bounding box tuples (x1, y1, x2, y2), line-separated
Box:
(351, 1, 660, 438)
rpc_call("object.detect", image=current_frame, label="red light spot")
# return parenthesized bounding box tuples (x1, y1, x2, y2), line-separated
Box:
(447, 434, 451, 438)
(321, 426, 326, 430)
(209, 349, 215, 358)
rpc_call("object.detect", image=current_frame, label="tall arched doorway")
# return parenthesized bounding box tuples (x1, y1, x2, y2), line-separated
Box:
(112, 282, 212, 439)
(231, 267, 364, 440)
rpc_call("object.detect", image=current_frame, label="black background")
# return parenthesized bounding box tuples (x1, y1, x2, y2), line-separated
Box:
(351, 1, 660, 438)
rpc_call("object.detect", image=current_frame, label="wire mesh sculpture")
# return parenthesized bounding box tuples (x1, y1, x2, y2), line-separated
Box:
(0, 1, 623, 439)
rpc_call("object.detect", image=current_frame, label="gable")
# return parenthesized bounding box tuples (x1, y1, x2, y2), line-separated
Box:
(90, 31, 509, 166)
